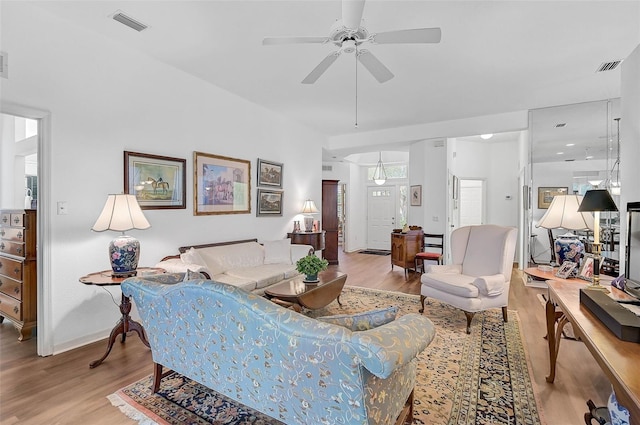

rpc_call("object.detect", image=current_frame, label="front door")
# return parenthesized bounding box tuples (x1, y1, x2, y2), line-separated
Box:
(367, 186, 396, 250)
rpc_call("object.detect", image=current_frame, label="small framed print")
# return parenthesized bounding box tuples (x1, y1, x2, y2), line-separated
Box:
(257, 189, 283, 216)
(555, 261, 577, 279)
(537, 186, 568, 209)
(257, 158, 283, 188)
(410, 185, 422, 206)
(578, 254, 598, 282)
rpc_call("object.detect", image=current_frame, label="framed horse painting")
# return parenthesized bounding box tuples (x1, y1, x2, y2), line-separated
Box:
(194, 151, 251, 215)
(124, 151, 186, 209)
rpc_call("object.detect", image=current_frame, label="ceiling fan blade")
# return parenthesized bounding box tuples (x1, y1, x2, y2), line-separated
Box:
(342, 0, 366, 30)
(302, 52, 341, 84)
(262, 36, 329, 46)
(357, 50, 394, 83)
(372, 28, 442, 44)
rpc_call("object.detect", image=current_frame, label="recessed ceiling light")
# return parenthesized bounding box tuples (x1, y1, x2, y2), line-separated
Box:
(586, 155, 594, 159)
(566, 143, 575, 147)
(480, 134, 493, 140)
(557, 152, 564, 155)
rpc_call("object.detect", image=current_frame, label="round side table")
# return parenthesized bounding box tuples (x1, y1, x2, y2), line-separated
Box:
(79, 267, 164, 368)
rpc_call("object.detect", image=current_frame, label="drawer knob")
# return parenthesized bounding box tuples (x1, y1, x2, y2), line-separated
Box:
(16, 247, 22, 255)
(0, 279, 2, 287)
(14, 287, 20, 295)
(13, 217, 20, 224)
(14, 267, 20, 275)
(13, 306, 18, 314)
(0, 243, 4, 250)
(1, 217, 7, 224)
(17, 231, 22, 239)
(0, 229, 4, 236)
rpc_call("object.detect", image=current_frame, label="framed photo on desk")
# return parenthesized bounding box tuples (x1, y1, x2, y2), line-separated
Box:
(578, 254, 597, 282)
(556, 261, 577, 279)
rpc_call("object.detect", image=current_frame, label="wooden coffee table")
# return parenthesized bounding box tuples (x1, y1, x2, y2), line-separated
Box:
(265, 270, 347, 312)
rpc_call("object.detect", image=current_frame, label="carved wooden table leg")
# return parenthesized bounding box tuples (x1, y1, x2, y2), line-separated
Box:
(89, 293, 149, 368)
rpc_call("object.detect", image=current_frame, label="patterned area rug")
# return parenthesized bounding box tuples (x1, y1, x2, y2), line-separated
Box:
(109, 286, 541, 425)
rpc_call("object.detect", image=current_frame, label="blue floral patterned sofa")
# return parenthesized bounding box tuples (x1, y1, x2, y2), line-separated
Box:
(121, 274, 436, 425)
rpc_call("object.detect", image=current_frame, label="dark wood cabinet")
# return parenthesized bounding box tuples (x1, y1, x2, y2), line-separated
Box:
(322, 180, 339, 265)
(391, 230, 423, 279)
(0, 209, 37, 341)
(287, 231, 325, 253)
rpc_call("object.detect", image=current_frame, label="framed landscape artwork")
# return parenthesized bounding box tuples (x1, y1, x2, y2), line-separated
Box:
(257, 158, 283, 188)
(194, 151, 251, 215)
(257, 189, 283, 216)
(537, 186, 568, 209)
(124, 151, 186, 210)
(410, 185, 422, 206)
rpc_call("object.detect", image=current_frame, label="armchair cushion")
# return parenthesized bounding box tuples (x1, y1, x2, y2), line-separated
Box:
(472, 274, 506, 296)
(421, 273, 479, 298)
(317, 306, 398, 331)
(425, 264, 462, 274)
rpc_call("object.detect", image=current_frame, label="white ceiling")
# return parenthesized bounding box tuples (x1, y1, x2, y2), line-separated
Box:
(31, 1, 640, 162)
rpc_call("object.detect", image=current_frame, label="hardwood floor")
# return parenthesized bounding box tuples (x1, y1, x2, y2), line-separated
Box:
(0, 249, 611, 424)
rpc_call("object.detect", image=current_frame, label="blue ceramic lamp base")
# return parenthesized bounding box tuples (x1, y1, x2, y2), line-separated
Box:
(109, 234, 140, 277)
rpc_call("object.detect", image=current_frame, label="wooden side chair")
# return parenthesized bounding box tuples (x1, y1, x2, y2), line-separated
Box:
(414, 233, 444, 274)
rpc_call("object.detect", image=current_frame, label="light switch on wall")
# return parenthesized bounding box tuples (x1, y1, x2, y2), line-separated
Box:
(57, 201, 68, 215)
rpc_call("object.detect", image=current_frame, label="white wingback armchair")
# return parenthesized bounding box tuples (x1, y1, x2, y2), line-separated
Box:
(419, 224, 518, 333)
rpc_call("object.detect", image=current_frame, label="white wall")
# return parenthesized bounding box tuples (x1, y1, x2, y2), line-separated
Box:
(410, 139, 447, 234)
(1, 3, 324, 353)
(620, 43, 640, 274)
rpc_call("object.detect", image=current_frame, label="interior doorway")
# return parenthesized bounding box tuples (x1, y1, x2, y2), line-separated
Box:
(1, 105, 52, 356)
(458, 179, 485, 226)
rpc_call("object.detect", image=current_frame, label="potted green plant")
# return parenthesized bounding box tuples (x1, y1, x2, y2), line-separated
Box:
(296, 254, 328, 283)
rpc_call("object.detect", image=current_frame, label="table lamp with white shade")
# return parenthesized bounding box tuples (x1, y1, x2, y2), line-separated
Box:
(92, 194, 151, 277)
(578, 189, 618, 290)
(536, 194, 594, 266)
(300, 199, 319, 232)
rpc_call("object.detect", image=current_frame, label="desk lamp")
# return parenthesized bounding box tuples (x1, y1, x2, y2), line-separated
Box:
(92, 194, 151, 277)
(578, 189, 618, 290)
(536, 194, 594, 266)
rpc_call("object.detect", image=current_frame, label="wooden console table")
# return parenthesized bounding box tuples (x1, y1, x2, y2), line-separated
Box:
(287, 231, 325, 253)
(545, 279, 640, 424)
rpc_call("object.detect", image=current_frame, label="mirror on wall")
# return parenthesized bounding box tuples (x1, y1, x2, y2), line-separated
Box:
(529, 99, 621, 266)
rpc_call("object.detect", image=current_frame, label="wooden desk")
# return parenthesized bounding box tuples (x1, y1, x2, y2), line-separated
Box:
(545, 280, 640, 424)
(79, 267, 164, 368)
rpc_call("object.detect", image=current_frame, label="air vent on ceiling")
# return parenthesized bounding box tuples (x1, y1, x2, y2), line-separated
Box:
(434, 140, 445, 147)
(111, 10, 148, 32)
(555, 123, 566, 128)
(596, 60, 622, 73)
(0, 51, 7, 79)
(322, 165, 333, 171)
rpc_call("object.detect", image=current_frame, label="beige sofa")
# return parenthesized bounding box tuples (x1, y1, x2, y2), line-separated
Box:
(155, 238, 313, 295)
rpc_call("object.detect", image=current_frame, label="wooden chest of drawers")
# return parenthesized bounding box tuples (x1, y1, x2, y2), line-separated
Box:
(0, 209, 37, 341)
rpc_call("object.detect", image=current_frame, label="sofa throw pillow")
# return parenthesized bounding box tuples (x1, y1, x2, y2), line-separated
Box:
(180, 247, 207, 268)
(317, 306, 398, 331)
(263, 238, 292, 265)
(183, 269, 207, 282)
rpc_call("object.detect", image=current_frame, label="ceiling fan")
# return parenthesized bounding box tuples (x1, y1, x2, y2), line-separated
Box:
(262, 0, 441, 84)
